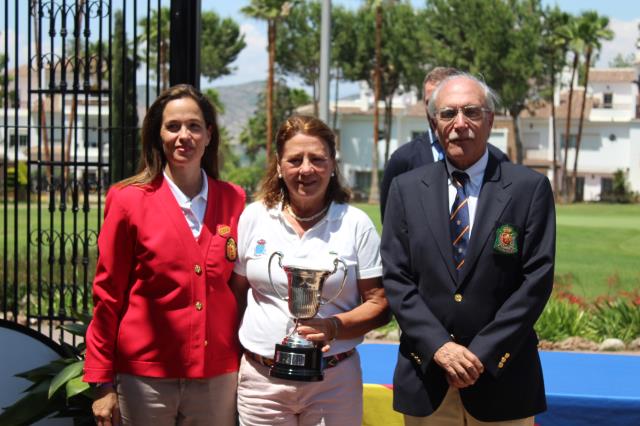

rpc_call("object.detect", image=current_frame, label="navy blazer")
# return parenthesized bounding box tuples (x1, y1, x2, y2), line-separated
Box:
(380, 130, 509, 222)
(381, 150, 555, 421)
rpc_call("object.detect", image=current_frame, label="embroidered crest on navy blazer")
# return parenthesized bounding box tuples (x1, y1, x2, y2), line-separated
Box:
(494, 224, 518, 255)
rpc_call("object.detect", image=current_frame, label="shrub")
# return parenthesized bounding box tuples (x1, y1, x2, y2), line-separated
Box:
(600, 169, 637, 203)
(4, 161, 29, 200)
(535, 298, 590, 342)
(534, 288, 640, 345)
(587, 298, 640, 343)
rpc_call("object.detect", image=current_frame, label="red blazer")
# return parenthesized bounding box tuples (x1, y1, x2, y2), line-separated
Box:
(83, 176, 245, 383)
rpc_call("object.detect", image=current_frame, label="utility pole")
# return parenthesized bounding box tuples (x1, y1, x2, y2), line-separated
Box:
(368, 4, 382, 205)
(319, 0, 331, 123)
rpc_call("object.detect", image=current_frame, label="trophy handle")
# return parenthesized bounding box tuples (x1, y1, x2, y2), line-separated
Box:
(321, 258, 348, 305)
(268, 251, 288, 301)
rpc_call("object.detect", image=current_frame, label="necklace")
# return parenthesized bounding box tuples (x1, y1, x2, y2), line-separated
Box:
(285, 204, 329, 222)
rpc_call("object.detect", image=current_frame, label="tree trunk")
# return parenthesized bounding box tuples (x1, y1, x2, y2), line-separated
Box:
(266, 19, 277, 168)
(383, 96, 393, 166)
(571, 47, 592, 202)
(561, 51, 579, 202)
(368, 5, 382, 205)
(64, 0, 87, 184)
(550, 66, 559, 200)
(511, 111, 524, 166)
(332, 68, 339, 131)
(31, 0, 52, 181)
(312, 79, 318, 118)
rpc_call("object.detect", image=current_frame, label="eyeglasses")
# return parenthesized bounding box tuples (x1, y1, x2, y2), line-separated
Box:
(435, 105, 491, 122)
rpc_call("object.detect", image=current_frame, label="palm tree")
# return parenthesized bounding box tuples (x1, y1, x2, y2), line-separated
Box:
(242, 0, 294, 168)
(560, 17, 582, 203)
(63, 0, 87, 184)
(30, 0, 52, 180)
(571, 11, 613, 201)
(541, 7, 571, 198)
(137, 7, 171, 91)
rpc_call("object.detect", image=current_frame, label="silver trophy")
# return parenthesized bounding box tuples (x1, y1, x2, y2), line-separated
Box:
(268, 251, 347, 381)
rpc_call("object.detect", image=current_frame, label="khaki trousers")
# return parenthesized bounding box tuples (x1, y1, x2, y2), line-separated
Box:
(117, 372, 237, 426)
(404, 387, 534, 426)
(237, 351, 363, 426)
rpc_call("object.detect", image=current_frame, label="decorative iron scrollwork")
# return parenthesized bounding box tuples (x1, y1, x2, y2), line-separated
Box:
(29, 229, 99, 249)
(30, 0, 110, 21)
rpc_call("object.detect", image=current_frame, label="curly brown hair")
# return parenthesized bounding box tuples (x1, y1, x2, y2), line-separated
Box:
(256, 115, 351, 208)
(118, 84, 219, 187)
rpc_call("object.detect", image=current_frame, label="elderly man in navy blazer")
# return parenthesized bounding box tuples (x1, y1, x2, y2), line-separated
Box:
(381, 74, 555, 426)
(380, 67, 508, 222)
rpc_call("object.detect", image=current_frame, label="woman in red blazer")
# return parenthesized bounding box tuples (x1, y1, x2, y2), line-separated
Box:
(83, 84, 245, 425)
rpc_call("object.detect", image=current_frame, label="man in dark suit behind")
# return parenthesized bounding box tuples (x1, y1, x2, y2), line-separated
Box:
(380, 67, 508, 222)
(381, 74, 555, 426)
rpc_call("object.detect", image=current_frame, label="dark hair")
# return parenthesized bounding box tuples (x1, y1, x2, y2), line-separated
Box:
(118, 84, 219, 187)
(256, 115, 351, 208)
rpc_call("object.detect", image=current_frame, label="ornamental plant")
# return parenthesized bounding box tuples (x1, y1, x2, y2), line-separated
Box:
(587, 298, 640, 343)
(534, 287, 640, 345)
(0, 313, 94, 425)
(534, 297, 590, 342)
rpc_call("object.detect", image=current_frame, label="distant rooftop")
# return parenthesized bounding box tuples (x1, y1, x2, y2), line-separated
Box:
(589, 68, 637, 83)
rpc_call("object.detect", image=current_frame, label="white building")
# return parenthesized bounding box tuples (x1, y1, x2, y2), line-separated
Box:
(328, 66, 640, 202)
(1, 65, 111, 188)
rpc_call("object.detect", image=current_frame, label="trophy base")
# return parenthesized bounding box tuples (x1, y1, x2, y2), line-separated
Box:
(270, 343, 323, 382)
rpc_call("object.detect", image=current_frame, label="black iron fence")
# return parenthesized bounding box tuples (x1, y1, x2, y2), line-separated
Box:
(1, 0, 199, 341)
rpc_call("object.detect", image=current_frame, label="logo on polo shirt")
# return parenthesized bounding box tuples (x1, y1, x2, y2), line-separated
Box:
(254, 239, 266, 256)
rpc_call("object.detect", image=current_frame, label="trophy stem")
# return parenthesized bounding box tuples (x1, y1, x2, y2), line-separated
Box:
(281, 318, 315, 349)
(285, 318, 300, 339)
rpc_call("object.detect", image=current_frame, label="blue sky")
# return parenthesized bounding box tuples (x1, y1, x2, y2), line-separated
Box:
(204, 0, 640, 93)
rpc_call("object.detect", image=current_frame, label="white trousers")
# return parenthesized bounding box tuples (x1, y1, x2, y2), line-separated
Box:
(237, 351, 363, 426)
(117, 372, 237, 426)
(404, 387, 534, 426)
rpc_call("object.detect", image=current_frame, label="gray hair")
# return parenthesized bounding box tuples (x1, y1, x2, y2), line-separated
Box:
(427, 73, 500, 118)
(422, 67, 460, 92)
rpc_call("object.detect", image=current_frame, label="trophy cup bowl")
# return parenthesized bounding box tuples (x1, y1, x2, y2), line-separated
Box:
(268, 251, 347, 381)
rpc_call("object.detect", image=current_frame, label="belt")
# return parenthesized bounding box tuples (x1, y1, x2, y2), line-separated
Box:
(244, 348, 356, 369)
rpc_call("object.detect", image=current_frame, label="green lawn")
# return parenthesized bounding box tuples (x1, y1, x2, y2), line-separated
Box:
(2, 201, 638, 300)
(0, 202, 102, 255)
(355, 202, 640, 300)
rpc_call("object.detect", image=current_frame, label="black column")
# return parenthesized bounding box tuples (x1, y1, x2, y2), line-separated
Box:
(169, 0, 201, 88)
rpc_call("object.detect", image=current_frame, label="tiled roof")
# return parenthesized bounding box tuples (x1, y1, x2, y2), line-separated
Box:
(589, 68, 637, 83)
(520, 89, 592, 120)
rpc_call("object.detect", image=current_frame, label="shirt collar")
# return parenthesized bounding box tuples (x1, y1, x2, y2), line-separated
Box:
(427, 127, 437, 145)
(445, 148, 488, 188)
(164, 169, 208, 204)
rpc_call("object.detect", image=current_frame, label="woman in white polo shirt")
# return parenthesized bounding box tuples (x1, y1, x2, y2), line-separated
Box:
(230, 115, 390, 426)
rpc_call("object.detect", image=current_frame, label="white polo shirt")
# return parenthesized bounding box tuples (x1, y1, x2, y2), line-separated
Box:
(163, 169, 208, 238)
(234, 201, 382, 358)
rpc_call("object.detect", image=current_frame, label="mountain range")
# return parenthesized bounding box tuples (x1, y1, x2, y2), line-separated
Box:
(213, 80, 264, 145)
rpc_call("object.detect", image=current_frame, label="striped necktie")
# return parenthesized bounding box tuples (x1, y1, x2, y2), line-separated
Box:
(450, 171, 470, 272)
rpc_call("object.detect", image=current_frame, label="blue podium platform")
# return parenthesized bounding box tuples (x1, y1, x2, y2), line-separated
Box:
(359, 343, 640, 426)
